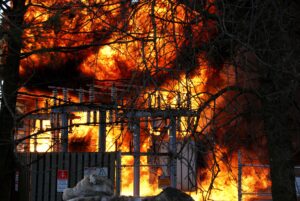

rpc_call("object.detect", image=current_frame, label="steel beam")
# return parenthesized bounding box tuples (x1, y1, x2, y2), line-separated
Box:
(61, 112, 68, 152)
(133, 118, 140, 197)
(169, 116, 177, 188)
(99, 110, 106, 152)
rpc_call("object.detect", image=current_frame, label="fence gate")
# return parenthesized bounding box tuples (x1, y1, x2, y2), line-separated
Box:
(16, 152, 121, 201)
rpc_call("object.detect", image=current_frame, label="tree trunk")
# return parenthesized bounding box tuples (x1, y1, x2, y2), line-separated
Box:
(261, 2, 298, 199)
(263, 86, 297, 201)
(0, 1, 25, 201)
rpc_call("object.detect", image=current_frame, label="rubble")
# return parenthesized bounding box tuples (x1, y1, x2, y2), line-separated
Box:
(63, 174, 114, 201)
(66, 196, 101, 201)
(63, 176, 194, 201)
(149, 187, 194, 201)
(108, 196, 137, 201)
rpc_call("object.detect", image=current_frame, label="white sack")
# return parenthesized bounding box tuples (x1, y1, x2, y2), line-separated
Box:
(63, 174, 113, 201)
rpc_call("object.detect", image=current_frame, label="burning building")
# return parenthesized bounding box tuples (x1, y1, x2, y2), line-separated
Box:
(1, 0, 300, 201)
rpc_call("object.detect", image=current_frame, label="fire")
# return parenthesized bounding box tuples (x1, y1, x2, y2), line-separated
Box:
(189, 147, 271, 201)
(15, 0, 273, 200)
(30, 120, 52, 152)
(69, 112, 98, 152)
(120, 155, 162, 196)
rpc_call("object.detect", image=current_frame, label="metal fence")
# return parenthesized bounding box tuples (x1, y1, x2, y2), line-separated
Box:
(16, 152, 121, 201)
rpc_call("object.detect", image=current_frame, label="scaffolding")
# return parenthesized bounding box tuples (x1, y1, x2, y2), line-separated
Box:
(15, 80, 200, 196)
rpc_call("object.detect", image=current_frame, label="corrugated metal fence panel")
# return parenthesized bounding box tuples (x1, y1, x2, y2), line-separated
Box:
(31, 154, 37, 201)
(44, 153, 51, 201)
(17, 152, 119, 201)
(18, 153, 31, 201)
(50, 153, 58, 201)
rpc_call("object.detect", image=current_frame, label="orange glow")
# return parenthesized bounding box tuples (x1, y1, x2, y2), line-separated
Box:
(18, 0, 272, 200)
(68, 111, 98, 152)
(30, 120, 52, 152)
(189, 148, 271, 201)
(22, 73, 271, 200)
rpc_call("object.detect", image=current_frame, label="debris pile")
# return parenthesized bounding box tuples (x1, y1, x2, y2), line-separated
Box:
(63, 174, 114, 201)
(63, 175, 194, 201)
(147, 187, 194, 201)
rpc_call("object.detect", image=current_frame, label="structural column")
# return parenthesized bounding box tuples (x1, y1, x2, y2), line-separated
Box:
(133, 118, 140, 197)
(61, 111, 68, 152)
(99, 110, 106, 152)
(169, 116, 177, 188)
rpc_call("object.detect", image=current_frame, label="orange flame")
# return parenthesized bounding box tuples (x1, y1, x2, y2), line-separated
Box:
(17, 0, 272, 200)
